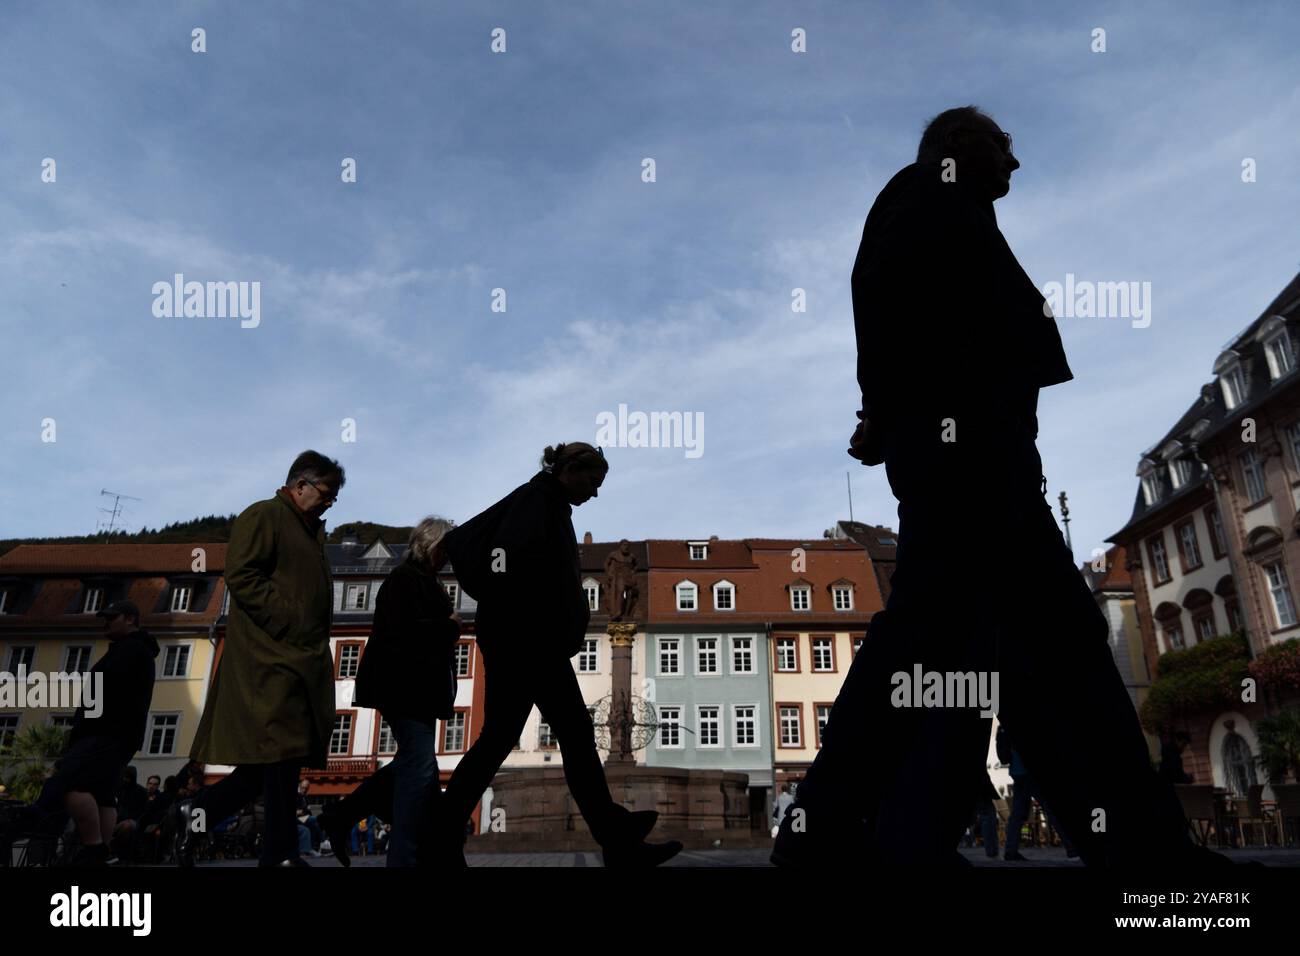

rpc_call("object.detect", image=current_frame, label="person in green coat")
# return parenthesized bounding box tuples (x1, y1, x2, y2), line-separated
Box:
(177, 450, 343, 867)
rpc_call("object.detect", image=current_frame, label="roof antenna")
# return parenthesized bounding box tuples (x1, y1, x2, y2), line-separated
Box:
(98, 489, 142, 535)
(846, 471, 855, 523)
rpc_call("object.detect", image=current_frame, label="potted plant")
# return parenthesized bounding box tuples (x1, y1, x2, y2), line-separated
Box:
(1254, 709, 1300, 845)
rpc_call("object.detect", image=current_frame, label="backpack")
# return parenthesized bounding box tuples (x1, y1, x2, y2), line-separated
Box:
(441, 482, 530, 602)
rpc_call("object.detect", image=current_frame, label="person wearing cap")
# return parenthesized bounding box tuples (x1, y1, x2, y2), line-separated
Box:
(34, 598, 159, 866)
(180, 450, 343, 867)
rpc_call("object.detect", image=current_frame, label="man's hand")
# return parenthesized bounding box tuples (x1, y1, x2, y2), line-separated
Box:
(848, 409, 885, 465)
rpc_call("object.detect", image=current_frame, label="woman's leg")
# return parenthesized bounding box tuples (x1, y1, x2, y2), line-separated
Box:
(437, 652, 535, 839)
(386, 717, 441, 867)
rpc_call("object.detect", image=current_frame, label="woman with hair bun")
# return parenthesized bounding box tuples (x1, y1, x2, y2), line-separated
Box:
(435, 443, 681, 867)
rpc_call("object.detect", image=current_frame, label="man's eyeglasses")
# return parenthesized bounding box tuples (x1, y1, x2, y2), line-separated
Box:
(987, 129, 1013, 154)
(303, 479, 338, 504)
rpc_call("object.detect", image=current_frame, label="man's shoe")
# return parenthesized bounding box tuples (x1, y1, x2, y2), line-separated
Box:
(602, 839, 683, 868)
(1004, 850, 1027, 862)
(317, 811, 352, 868)
(627, 809, 659, 843)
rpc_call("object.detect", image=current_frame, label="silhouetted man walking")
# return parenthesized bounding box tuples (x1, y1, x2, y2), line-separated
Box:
(774, 107, 1212, 867)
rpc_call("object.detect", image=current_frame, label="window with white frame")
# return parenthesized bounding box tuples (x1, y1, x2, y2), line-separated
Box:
(697, 705, 721, 747)
(169, 585, 192, 613)
(776, 638, 797, 672)
(816, 705, 832, 745)
(444, 582, 459, 609)
(1195, 614, 1216, 641)
(730, 636, 755, 674)
(220, 588, 230, 616)
(345, 584, 369, 611)
(658, 706, 681, 748)
(584, 579, 600, 612)
(62, 645, 92, 674)
(0, 715, 20, 750)
(779, 706, 802, 747)
(1221, 365, 1247, 410)
(442, 712, 466, 752)
(538, 721, 556, 749)
(853, 636, 864, 656)
(49, 713, 75, 730)
(1207, 507, 1227, 555)
(338, 643, 361, 679)
(1240, 449, 1267, 503)
(1140, 469, 1161, 506)
(454, 642, 471, 677)
(790, 586, 810, 611)
(676, 582, 698, 611)
(1265, 330, 1294, 380)
(4, 646, 35, 676)
(146, 713, 179, 755)
(832, 586, 853, 611)
(162, 644, 191, 679)
(689, 543, 708, 560)
(1177, 521, 1203, 569)
(812, 637, 834, 671)
(330, 714, 354, 755)
(578, 638, 598, 673)
(696, 636, 719, 675)
(713, 581, 734, 611)
(1168, 459, 1193, 491)
(733, 704, 757, 747)
(658, 637, 681, 675)
(1148, 535, 1170, 583)
(0, 589, 11, 614)
(377, 718, 397, 754)
(1265, 561, 1297, 628)
(83, 588, 105, 614)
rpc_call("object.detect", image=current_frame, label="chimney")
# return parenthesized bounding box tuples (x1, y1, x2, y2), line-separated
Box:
(583, 531, 593, 545)
(340, 528, 362, 552)
(708, 534, 718, 542)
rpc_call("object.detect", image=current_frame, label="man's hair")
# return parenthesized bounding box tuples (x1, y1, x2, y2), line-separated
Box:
(916, 105, 992, 164)
(286, 450, 346, 489)
(540, 442, 608, 475)
(147, 775, 161, 786)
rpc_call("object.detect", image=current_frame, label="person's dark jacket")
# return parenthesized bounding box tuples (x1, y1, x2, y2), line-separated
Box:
(851, 161, 1074, 464)
(454, 471, 589, 656)
(354, 558, 461, 724)
(68, 628, 160, 751)
(115, 781, 148, 822)
(138, 791, 173, 828)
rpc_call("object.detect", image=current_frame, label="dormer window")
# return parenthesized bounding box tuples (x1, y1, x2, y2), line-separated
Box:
(790, 586, 810, 611)
(1265, 329, 1294, 381)
(83, 587, 105, 614)
(1140, 468, 1161, 506)
(831, 584, 854, 611)
(1168, 459, 1193, 491)
(170, 585, 193, 613)
(583, 578, 600, 612)
(675, 581, 698, 612)
(345, 583, 369, 611)
(688, 542, 708, 560)
(444, 581, 459, 609)
(712, 580, 735, 611)
(1220, 365, 1247, 410)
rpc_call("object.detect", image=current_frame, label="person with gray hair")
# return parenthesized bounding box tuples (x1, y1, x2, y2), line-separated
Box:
(317, 516, 462, 867)
(180, 450, 343, 866)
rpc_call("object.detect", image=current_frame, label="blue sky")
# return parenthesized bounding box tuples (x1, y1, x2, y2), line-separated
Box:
(3, 0, 1298, 565)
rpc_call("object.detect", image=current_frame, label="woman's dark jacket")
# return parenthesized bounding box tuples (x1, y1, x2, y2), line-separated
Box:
(353, 558, 460, 724)
(450, 471, 589, 657)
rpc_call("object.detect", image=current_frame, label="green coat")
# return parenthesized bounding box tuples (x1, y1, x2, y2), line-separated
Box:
(191, 490, 335, 767)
